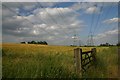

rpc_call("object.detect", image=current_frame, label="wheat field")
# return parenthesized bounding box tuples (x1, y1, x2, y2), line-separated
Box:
(2, 43, 118, 78)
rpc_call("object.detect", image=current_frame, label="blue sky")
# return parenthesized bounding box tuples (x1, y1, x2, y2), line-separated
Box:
(2, 2, 119, 45)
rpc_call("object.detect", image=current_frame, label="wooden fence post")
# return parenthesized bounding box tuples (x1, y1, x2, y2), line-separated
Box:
(91, 48, 96, 62)
(74, 48, 82, 76)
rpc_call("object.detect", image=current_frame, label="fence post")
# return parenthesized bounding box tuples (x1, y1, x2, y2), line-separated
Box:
(74, 48, 82, 76)
(91, 48, 96, 62)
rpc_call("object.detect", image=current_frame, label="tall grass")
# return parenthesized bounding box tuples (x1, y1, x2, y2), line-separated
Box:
(83, 47, 118, 78)
(2, 44, 118, 78)
(0, 48, 2, 78)
(2, 44, 78, 78)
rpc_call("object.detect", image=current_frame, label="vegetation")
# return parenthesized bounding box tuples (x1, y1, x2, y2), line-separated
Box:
(83, 47, 118, 78)
(116, 42, 120, 46)
(2, 43, 118, 78)
(21, 41, 48, 45)
(99, 43, 115, 46)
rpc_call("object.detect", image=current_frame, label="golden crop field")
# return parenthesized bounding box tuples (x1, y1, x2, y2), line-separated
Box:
(2, 43, 118, 78)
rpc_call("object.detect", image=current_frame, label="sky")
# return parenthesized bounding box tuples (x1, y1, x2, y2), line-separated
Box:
(2, 2, 119, 46)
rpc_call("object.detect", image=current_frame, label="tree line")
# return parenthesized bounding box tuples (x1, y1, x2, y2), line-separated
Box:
(21, 41, 48, 45)
(21, 41, 120, 46)
(72, 42, 120, 47)
(99, 42, 120, 46)
(99, 43, 114, 46)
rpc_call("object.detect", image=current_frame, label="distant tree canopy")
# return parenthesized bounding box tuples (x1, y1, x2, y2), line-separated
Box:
(21, 41, 48, 45)
(116, 42, 120, 46)
(37, 41, 48, 45)
(99, 43, 114, 46)
(20, 42, 26, 44)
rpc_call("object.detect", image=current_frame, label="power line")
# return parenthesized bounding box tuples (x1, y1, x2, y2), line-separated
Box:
(35, 2, 82, 46)
(3, 3, 80, 46)
(87, 4, 97, 46)
(18, 2, 70, 37)
(102, 15, 118, 32)
(92, 2, 104, 36)
(54, 2, 83, 45)
(2, 4, 70, 42)
(18, 2, 67, 37)
(90, 2, 104, 46)
(92, 3, 116, 45)
(89, 4, 97, 35)
(94, 2, 114, 35)
(35, 2, 78, 45)
(101, 6, 117, 33)
(52, 2, 77, 36)
(35, 1, 70, 37)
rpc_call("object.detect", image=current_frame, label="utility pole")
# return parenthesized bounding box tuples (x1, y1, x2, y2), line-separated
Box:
(72, 33, 79, 46)
(87, 34, 94, 46)
(73, 34, 77, 46)
(79, 39, 81, 47)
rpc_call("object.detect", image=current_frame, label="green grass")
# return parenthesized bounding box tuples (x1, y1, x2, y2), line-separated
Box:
(0, 48, 2, 78)
(83, 47, 118, 78)
(2, 44, 118, 78)
(2, 44, 78, 78)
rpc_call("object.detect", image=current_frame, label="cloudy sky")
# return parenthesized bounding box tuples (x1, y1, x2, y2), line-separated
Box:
(2, 2, 119, 45)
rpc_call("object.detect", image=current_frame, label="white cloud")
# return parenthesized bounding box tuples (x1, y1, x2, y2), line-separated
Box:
(95, 29, 118, 39)
(94, 29, 118, 40)
(94, 29, 118, 45)
(85, 6, 100, 14)
(3, 2, 117, 45)
(33, 7, 72, 17)
(106, 29, 118, 35)
(32, 30, 39, 35)
(3, 4, 85, 45)
(69, 3, 102, 14)
(103, 18, 119, 24)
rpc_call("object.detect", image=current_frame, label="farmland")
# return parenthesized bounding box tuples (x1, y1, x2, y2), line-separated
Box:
(2, 43, 118, 78)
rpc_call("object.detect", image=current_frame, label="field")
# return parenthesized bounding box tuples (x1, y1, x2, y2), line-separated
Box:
(2, 43, 118, 78)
